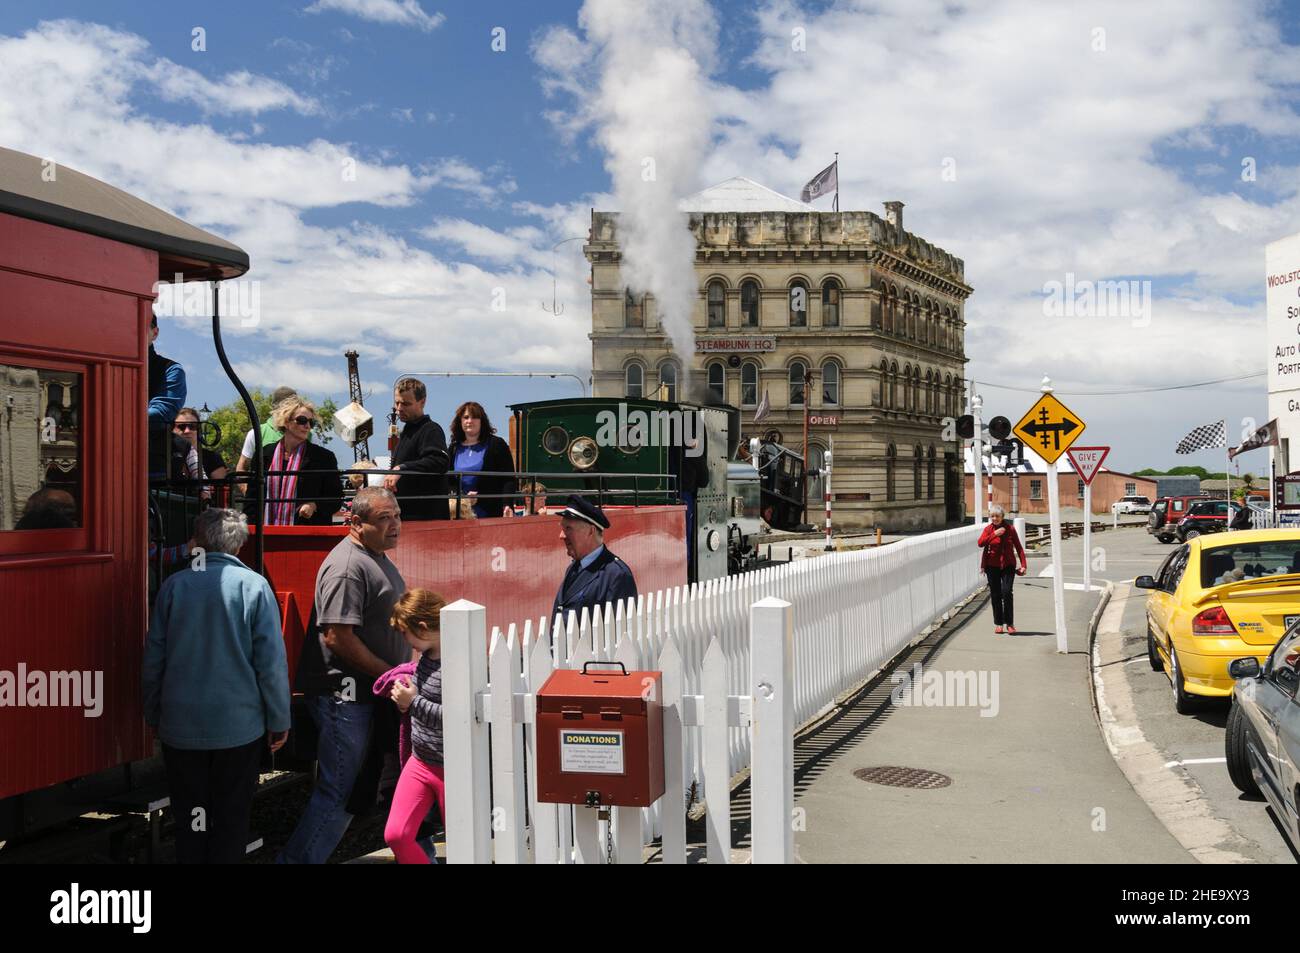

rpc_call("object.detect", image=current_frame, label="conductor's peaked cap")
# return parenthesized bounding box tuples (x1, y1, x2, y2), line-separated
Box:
(562, 495, 610, 530)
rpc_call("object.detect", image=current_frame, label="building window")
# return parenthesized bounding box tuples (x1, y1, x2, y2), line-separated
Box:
(707, 361, 725, 402)
(625, 288, 644, 328)
(740, 279, 760, 327)
(1077, 480, 1085, 499)
(741, 362, 758, 408)
(659, 363, 677, 402)
(1030, 480, 1043, 501)
(625, 362, 644, 399)
(927, 446, 936, 500)
(707, 279, 725, 328)
(879, 360, 889, 408)
(822, 362, 839, 406)
(913, 445, 923, 500)
(789, 281, 808, 327)
(924, 370, 932, 415)
(886, 444, 896, 502)
(789, 361, 806, 406)
(1, 363, 83, 531)
(822, 280, 840, 327)
(890, 362, 898, 410)
(1125, 482, 1136, 496)
(884, 286, 896, 333)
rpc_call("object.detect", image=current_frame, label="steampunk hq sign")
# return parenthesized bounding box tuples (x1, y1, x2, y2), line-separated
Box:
(1012, 393, 1086, 465)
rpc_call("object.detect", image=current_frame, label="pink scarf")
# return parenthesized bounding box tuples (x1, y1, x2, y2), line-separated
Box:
(265, 440, 304, 525)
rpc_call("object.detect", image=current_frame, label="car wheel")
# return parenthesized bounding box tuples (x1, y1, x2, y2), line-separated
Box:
(1225, 701, 1261, 797)
(1147, 623, 1164, 672)
(1169, 646, 1200, 714)
(1184, 528, 1201, 540)
(1158, 534, 1174, 544)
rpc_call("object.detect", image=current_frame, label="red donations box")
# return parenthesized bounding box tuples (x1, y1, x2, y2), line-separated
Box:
(535, 662, 664, 808)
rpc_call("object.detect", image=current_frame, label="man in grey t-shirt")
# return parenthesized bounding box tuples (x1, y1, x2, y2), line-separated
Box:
(279, 486, 407, 864)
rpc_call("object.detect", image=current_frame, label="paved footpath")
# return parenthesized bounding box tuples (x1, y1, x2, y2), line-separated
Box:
(792, 576, 1192, 863)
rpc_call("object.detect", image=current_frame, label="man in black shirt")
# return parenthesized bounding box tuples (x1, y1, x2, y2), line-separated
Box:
(384, 377, 450, 520)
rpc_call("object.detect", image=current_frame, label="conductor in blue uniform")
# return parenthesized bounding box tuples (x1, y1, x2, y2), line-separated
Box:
(552, 495, 638, 625)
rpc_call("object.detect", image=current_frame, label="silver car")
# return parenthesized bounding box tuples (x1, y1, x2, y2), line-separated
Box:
(1225, 622, 1300, 853)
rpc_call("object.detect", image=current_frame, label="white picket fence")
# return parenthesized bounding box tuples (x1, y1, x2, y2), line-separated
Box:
(438, 523, 983, 864)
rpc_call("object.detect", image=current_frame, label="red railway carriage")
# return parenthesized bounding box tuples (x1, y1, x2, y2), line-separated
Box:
(0, 146, 689, 840)
(0, 146, 249, 834)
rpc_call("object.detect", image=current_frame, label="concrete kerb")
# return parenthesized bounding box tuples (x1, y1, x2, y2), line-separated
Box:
(1088, 581, 1252, 864)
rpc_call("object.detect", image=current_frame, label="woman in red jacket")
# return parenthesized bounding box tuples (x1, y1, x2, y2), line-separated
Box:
(977, 504, 1027, 633)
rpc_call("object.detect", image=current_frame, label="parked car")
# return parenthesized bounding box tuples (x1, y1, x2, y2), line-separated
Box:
(1135, 529, 1300, 713)
(1224, 621, 1300, 854)
(1147, 495, 1210, 544)
(1174, 499, 1238, 541)
(1112, 495, 1152, 515)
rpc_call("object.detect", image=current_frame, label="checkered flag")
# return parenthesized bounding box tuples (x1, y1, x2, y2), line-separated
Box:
(1175, 419, 1226, 455)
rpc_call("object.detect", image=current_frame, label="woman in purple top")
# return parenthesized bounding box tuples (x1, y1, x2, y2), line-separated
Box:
(448, 401, 518, 518)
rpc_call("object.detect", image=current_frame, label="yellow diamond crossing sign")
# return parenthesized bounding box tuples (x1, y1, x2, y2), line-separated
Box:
(1013, 393, 1086, 465)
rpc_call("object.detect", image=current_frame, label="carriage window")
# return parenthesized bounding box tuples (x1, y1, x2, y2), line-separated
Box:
(1, 364, 83, 530)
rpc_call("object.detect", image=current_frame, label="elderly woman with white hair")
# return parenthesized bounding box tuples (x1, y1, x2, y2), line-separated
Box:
(976, 504, 1027, 634)
(142, 507, 291, 863)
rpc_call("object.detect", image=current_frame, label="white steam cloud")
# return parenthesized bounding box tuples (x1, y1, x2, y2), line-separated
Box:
(572, 0, 718, 377)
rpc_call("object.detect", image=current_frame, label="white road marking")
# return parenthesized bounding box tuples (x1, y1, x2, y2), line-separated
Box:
(1163, 757, 1227, 769)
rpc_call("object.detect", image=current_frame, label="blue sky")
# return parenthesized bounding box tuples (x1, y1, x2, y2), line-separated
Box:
(4, 0, 1300, 474)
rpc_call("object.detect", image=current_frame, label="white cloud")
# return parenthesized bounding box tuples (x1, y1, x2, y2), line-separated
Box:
(0, 18, 593, 401)
(304, 0, 445, 33)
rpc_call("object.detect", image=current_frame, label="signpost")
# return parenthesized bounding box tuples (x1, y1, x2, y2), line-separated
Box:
(1014, 381, 1086, 654)
(1066, 446, 1110, 593)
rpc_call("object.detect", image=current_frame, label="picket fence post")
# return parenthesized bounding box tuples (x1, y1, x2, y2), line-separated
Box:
(442, 599, 491, 864)
(750, 596, 794, 864)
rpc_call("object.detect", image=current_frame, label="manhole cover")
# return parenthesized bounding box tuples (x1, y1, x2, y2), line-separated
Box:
(852, 766, 952, 789)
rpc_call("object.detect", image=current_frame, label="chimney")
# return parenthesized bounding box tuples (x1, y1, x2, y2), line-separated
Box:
(883, 201, 905, 235)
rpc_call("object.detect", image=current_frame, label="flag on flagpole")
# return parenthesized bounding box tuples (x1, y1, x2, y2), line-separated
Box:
(753, 388, 771, 423)
(1228, 418, 1279, 460)
(800, 161, 838, 203)
(1175, 419, 1226, 455)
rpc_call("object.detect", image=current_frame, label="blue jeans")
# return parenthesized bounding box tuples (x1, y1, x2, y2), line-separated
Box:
(277, 695, 373, 864)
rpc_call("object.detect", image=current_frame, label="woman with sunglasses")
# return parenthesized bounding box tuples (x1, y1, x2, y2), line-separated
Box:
(249, 398, 342, 526)
(172, 408, 229, 482)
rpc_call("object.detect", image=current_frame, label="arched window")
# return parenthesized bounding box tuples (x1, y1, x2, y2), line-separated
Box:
(879, 359, 889, 407)
(707, 361, 725, 402)
(741, 361, 758, 408)
(659, 362, 678, 402)
(625, 288, 643, 328)
(885, 286, 896, 333)
(789, 361, 807, 406)
(740, 279, 760, 327)
(913, 444, 923, 500)
(903, 364, 912, 412)
(927, 446, 937, 500)
(707, 279, 725, 328)
(886, 444, 896, 502)
(821, 280, 840, 327)
(789, 280, 808, 327)
(913, 367, 921, 412)
(625, 362, 644, 399)
(890, 361, 898, 410)
(821, 361, 839, 406)
(924, 369, 933, 415)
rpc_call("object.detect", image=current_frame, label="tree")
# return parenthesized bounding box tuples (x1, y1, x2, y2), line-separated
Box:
(202, 390, 337, 467)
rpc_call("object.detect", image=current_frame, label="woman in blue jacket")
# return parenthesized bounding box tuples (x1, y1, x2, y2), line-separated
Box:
(142, 507, 290, 863)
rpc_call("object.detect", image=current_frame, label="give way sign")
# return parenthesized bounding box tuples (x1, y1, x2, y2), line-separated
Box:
(1066, 446, 1110, 486)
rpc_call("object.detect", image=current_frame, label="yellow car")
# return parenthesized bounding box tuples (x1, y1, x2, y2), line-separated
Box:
(1136, 529, 1300, 714)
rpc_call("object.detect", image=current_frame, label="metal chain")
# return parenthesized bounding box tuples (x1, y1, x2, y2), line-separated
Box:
(606, 821, 614, 865)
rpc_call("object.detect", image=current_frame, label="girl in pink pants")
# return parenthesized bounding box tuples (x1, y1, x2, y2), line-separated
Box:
(385, 589, 447, 864)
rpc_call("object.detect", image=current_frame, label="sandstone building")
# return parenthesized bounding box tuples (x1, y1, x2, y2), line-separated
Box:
(584, 177, 971, 531)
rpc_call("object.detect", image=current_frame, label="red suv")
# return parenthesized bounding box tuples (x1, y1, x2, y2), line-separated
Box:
(1147, 496, 1210, 544)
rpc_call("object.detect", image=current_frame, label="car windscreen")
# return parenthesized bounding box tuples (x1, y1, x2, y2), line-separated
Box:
(1200, 541, 1300, 588)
